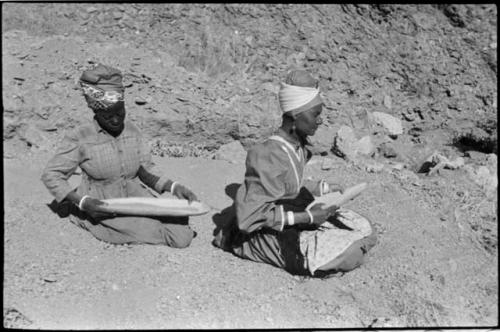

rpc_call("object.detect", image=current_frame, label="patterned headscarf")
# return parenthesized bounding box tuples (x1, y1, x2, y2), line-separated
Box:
(79, 64, 124, 111)
(278, 70, 323, 117)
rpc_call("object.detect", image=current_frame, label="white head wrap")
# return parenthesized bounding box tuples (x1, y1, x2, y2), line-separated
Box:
(278, 82, 321, 116)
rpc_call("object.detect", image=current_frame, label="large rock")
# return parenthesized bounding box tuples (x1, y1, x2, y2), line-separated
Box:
(17, 124, 51, 150)
(332, 125, 358, 160)
(464, 164, 498, 199)
(332, 126, 376, 160)
(309, 126, 335, 155)
(371, 112, 403, 137)
(485, 153, 497, 174)
(214, 140, 247, 164)
(355, 135, 376, 156)
(378, 142, 398, 158)
(418, 151, 465, 175)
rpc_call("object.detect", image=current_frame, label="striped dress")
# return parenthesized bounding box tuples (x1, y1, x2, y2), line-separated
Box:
(218, 129, 377, 275)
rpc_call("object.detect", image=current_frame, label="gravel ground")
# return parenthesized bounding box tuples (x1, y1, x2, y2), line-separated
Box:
(3, 151, 497, 329)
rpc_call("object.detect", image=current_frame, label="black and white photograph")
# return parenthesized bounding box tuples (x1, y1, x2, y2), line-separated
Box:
(2, 2, 498, 329)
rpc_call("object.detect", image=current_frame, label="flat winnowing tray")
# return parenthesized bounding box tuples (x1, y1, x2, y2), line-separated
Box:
(307, 182, 368, 210)
(100, 197, 210, 216)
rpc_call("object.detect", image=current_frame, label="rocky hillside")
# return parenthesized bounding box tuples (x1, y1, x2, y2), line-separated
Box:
(2, 2, 498, 243)
(3, 2, 497, 246)
(3, 4, 497, 155)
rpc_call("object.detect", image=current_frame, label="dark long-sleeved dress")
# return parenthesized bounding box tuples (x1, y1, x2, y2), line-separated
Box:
(215, 130, 377, 275)
(41, 119, 194, 247)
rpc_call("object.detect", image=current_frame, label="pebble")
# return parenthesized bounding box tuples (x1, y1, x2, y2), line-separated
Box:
(383, 95, 392, 109)
(321, 157, 342, 170)
(390, 163, 405, 171)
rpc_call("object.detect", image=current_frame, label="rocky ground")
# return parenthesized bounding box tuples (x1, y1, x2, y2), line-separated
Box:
(2, 3, 498, 329)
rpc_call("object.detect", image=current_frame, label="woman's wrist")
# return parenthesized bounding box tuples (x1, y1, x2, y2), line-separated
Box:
(306, 209, 314, 224)
(286, 211, 313, 226)
(170, 181, 178, 193)
(161, 180, 178, 193)
(65, 191, 84, 206)
(78, 195, 90, 210)
(319, 180, 330, 195)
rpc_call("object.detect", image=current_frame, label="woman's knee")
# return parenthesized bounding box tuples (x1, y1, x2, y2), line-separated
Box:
(167, 227, 194, 248)
(362, 230, 378, 252)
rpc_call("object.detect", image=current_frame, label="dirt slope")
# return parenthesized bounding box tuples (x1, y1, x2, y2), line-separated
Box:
(3, 151, 498, 329)
(2, 4, 497, 151)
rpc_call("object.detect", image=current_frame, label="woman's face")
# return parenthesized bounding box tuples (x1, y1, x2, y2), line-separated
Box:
(294, 104, 323, 137)
(94, 101, 126, 136)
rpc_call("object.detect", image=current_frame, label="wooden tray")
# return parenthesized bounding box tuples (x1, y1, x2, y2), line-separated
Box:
(307, 182, 368, 210)
(100, 197, 210, 216)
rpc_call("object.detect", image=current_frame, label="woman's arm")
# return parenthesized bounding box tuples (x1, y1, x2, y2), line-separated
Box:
(137, 165, 174, 192)
(303, 179, 324, 196)
(136, 138, 198, 201)
(283, 204, 339, 227)
(136, 134, 178, 194)
(235, 146, 291, 234)
(303, 178, 344, 196)
(41, 132, 81, 203)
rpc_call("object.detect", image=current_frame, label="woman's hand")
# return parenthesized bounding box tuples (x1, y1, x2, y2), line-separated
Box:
(172, 184, 198, 203)
(80, 196, 108, 213)
(326, 182, 344, 194)
(307, 203, 339, 226)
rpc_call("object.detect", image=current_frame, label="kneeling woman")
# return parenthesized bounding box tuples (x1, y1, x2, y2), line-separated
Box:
(214, 70, 377, 276)
(42, 64, 197, 248)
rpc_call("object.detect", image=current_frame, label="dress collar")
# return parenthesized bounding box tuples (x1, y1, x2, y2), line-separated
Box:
(276, 128, 312, 150)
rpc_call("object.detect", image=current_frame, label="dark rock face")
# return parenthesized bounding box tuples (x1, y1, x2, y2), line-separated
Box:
(2, 4, 497, 159)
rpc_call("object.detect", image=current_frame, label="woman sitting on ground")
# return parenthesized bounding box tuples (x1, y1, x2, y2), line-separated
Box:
(42, 64, 198, 248)
(213, 70, 377, 276)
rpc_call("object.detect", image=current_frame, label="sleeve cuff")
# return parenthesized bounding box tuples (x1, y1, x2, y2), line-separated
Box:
(319, 179, 330, 196)
(279, 205, 285, 231)
(269, 205, 285, 232)
(54, 185, 75, 203)
(154, 175, 172, 193)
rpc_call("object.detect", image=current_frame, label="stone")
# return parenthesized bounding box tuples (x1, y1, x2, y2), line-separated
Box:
(17, 124, 50, 149)
(408, 127, 423, 137)
(365, 161, 385, 173)
(419, 151, 465, 174)
(447, 156, 465, 169)
(371, 111, 403, 137)
(464, 150, 488, 162)
(306, 155, 324, 166)
(378, 142, 398, 158)
(3, 307, 33, 328)
(135, 96, 149, 105)
(354, 135, 375, 156)
(113, 11, 123, 20)
(79, 11, 90, 20)
(310, 126, 335, 155)
(486, 153, 497, 173)
(321, 157, 342, 170)
(464, 164, 497, 198)
(214, 141, 247, 164)
(390, 163, 405, 171)
(474, 166, 498, 198)
(332, 125, 357, 160)
(383, 95, 392, 109)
